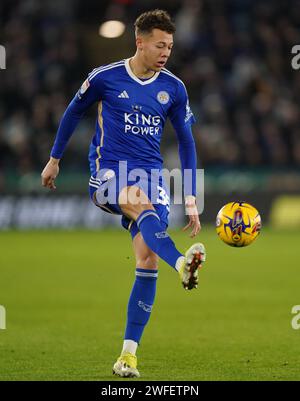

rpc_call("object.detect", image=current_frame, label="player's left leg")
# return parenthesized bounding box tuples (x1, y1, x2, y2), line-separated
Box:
(113, 233, 158, 378)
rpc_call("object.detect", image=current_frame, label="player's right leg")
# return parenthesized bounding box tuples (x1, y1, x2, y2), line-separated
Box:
(118, 185, 206, 290)
(113, 233, 158, 378)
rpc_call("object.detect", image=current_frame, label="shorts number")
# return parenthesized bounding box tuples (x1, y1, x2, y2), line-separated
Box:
(157, 185, 170, 212)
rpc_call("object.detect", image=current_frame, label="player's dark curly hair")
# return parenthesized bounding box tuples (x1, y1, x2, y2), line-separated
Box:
(134, 9, 176, 35)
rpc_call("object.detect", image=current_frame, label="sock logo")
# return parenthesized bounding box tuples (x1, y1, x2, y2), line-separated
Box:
(155, 231, 169, 239)
(138, 301, 153, 313)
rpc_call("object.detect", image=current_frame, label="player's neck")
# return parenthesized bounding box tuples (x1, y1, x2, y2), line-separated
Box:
(129, 55, 155, 79)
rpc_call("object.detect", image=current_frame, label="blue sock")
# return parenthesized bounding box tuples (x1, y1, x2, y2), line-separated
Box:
(125, 268, 158, 343)
(136, 210, 183, 269)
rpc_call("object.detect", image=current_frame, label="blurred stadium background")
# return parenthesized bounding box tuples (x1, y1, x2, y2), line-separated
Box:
(1, 0, 300, 230)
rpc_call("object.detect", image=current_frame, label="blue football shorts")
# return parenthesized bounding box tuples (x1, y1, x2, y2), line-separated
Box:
(88, 162, 170, 239)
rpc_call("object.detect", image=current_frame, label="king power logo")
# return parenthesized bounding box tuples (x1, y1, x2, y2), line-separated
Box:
(124, 113, 161, 136)
(0, 45, 6, 70)
(0, 305, 6, 329)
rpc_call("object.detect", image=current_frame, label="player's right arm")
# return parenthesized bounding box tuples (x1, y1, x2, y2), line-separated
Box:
(41, 72, 104, 190)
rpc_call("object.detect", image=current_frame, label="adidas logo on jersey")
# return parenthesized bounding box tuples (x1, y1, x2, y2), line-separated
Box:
(118, 90, 129, 98)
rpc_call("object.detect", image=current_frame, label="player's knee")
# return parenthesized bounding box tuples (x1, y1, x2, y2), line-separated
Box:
(119, 186, 154, 220)
(137, 254, 159, 270)
(119, 185, 152, 207)
(148, 254, 159, 270)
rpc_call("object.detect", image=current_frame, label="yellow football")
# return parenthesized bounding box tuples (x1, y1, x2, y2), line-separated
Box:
(216, 202, 262, 247)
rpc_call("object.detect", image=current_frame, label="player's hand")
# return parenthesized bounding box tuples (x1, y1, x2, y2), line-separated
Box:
(182, 195, 201, 238)
(41, 157, 60, 190)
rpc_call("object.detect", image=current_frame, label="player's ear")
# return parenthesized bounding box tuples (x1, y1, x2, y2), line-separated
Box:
(136, 36, 143, 51)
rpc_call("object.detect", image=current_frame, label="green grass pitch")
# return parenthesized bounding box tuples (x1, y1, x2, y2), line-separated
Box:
(0, 227, 299, 381)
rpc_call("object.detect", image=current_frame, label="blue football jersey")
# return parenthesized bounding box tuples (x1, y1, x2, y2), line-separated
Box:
(51, 58, 197, 194)
(76, 59, 195, 175)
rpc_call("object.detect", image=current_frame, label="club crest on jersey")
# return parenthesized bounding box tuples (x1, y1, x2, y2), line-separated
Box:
(157, 91, 169, 105)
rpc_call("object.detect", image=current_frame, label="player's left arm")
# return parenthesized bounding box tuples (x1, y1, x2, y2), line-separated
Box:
(169, 81, 201, 237)
(175, 124, 201, 237)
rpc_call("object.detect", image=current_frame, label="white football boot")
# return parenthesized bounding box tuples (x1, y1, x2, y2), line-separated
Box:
(178, 243, 206, 290)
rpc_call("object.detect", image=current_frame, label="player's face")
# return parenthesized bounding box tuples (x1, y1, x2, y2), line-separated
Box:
(139, 29, 173, 72)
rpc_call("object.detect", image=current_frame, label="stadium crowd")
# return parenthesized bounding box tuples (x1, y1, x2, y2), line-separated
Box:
(1, 0, 300, 187)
